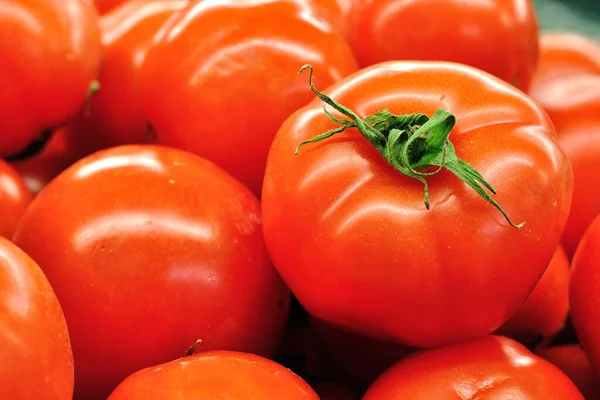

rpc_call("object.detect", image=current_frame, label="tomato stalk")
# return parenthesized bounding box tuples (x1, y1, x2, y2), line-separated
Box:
(295, 64, 524, 229)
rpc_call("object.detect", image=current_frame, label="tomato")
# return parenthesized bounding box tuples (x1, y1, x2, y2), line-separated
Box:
(139, 0, 358, 195)
(0, 237, 74, 399)
(312, 382, 360, 400)
(495, 245, 570, 343)
(570, 214, 600, 376)
(66, 0, 189, 158)
(536, 345, 600, 400)
(108, 350, 318, 399)
(344, 0, 538, 91)
(363, 336, 583, 399)
(0, 159, 33, 239)
(263, 61, 572, 348)
(93, 0, 127, 14)
(13, 145, 290, 400)
(0, 0, 102, 158)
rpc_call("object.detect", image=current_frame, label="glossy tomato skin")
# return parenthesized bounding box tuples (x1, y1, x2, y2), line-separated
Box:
(263, 61, 573, 348)
(0, 0, 102, 157)
(536, 345, 600, 400)
(139, 0, 358, 195)
(66, 0, 189, 158)
(0, 237, 74, 400)
(363, 336, 584, 399)
(345, 0, 538, 91)
(495, 245, 570, 343)
(108, 351, 319, 400)
(13, 145, 290, 400)
(570, 215, 600, 376)
(0, 159, 33, 239)
(93, 0, 127, 14)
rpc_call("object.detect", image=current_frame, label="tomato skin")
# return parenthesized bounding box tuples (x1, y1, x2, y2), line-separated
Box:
(108, 351, 318, 399)
(536, 345, 600, 400)
(345, 0, 538, 91)
(363, 336, 583, 399)
(495, 245, 570, 343)
(0, 159, 33, 239)
(570, 215, 600, 377)
(263, 61, 572, 348)
(0, 237, 74, 400)
(0, 0, 102, 157)
(139, 0, 358, 195)
(13, 145, 290, 400)
(93, 0, 127, 14)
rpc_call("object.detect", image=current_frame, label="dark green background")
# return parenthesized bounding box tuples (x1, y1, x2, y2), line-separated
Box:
(534, 0, 600, 38)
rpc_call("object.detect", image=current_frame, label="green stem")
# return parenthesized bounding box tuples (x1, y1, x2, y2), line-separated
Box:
(294, 64, 524, 229)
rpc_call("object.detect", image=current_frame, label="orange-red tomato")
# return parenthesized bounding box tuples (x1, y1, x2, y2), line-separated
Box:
(0, 237, 74, 399)
(0, 159, 33, 239)
(108, 351, 319, 399)
(0, 0, 102, 158)
(263, 61, 572, 348)
(570, 214, 600, 377)
(93, 0, 127, 14)
(363, 336, 584, 399)
(496, 245, 570, 343)
(13, 145, 290, 399)
(536, 345, 600, 400)
(139, 0, 358, 195)
(345, 0, 538, 91)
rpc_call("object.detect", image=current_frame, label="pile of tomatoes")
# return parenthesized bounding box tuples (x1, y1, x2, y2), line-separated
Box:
(3, 0, 600, 399)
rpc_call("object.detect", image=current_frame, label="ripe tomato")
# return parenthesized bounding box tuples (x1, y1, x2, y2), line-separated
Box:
(363, 336, 584, 399)
(108, 351, 319, 399)
(344, 0, 538, 91)
(495, 245, 570, 343)
(0, 0, 102, 158)
(570, 214, 600, 376)
(13, 145, 290, 399)
(263, 61, 572, 348)
(0, 237, 74, 400)
(139, 0, 358, 195)
(0, 159, 33, 239)
(66, 0, 189, 158)
(536, 345, 600, 400)
(93, 0, 127, 14)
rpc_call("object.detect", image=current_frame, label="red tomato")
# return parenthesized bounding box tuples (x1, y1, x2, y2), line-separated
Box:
(0, 159, 33, 239)
(139, 0, 358, 195)
(345, 0, 538, 91)
(262, 61, 572, 348)
(495, 245, 570, 343)
(536, 345, 600, 400)
(0, 0, 102, 158)
(13, 145, 290, 400)
(94, 0, 127, 14)
(66, 0, 189, 158)
(0, 237, 74, 399)
(570, 214, 600, 376)
(363, 336, 584, 399)
(312, 382, 360, 400)
(108, 350, 318, 399)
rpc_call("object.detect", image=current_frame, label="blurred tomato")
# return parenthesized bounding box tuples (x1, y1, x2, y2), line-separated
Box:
(139, 0, 358, 195)
(0, 160, 33, 239)
(364, 336, 583, 399)
(0, 0, 102, 158)
(93, 0, 127, 14)
(13, 145, 290, 399)
(344, 0, 538, 91)
(496, 245, 570, 343)
(108, 351, 319, 399)
(0, 237, 74, 400)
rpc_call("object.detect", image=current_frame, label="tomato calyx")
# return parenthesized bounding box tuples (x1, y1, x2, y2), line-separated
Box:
(184, 339, 203, 357)
(295, 64, 524, 229)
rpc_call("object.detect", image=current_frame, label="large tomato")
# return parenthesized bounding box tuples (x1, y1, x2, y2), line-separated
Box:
(344, 0, 539, 91)
(93, 0, 127, 14)
(495, 245, 570, 343)
(13, 145, 290, 400)
(108, 351, 318, 399)
(363, 336, 583, 399)
(138, 0, 358, 195)
(0, 237, 74, 399)
(0, 0, 102, 158)
(0, 159, 33, 238)
(570, 214, 600, 376)
(263, 61, 572, 348)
